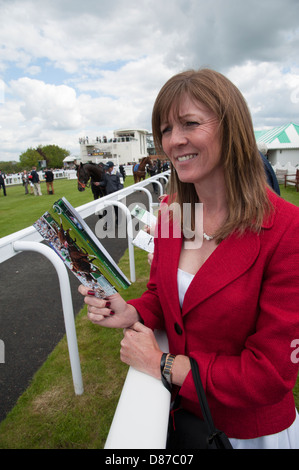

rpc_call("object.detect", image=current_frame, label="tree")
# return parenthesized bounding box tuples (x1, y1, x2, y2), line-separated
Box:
(19, 145, 70, 169)
(40, 145, 70, 168)
(0, 161, 23, 174)
(19, 147, 41, 169)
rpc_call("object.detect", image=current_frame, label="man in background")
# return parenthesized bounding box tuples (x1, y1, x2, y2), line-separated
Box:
(0, 170, 6, 196)
(45, 168, 54, 194)
(31, 166, 42, 196)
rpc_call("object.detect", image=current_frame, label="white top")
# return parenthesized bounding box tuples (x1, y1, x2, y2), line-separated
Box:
(177, 268, 299, 449)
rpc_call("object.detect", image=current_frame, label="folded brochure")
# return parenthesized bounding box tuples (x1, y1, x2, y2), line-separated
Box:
(132, 230, 154, 253)
(131, 204, 157, 227)
(131, 204, 156, 253)
(33, 197, 130, 298)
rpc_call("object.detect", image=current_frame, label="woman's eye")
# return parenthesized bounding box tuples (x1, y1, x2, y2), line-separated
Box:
(186, 121, 199, 127)
(161, 126, 171, 134)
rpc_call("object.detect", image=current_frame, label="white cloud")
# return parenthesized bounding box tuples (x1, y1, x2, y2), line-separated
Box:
(227, 62, 299, 127)
(9, 78, 82, 130)
(0, 0, 299, 161)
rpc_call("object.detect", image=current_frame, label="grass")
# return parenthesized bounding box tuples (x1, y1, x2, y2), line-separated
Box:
(0, 178, 91, 237)
(0, 175, 135, 238)
(0, 182, 298, 448)
(0, 246, 151, 449)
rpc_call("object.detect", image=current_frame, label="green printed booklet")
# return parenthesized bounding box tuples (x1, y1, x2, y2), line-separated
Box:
(33, 197, 130, 298)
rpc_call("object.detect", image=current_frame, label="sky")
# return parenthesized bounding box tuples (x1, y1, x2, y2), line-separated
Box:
(0, 0, 299, 162)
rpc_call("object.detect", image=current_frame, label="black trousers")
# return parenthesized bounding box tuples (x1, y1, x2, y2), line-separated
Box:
(0, 182, 6, 196)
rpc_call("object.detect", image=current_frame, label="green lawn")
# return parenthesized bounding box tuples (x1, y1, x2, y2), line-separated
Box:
(0, 182, 298, 448)
(0, 176, 135, 238)
(0, 247, 150, 449)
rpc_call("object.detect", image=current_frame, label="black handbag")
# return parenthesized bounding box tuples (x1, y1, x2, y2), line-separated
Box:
(167, 357, 233, 449)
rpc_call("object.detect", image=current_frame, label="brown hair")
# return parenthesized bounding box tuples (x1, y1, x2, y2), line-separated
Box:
(152, 68, 272, 242)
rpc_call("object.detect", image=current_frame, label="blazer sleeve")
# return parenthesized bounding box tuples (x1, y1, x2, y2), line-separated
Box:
(180, 215, 299, 410)
(127, 228, 166, 331)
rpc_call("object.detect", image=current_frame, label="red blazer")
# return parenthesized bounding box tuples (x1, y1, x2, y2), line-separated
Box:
(128, 189, 299, 439)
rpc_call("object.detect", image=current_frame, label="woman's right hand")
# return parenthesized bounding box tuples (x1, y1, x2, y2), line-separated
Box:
(78, 285, 140, 328)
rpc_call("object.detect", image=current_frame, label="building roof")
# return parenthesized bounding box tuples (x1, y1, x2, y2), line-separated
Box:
(114, 128, 149, 134)
(255, 123, 299, 149)
(63, 155, 80, 162)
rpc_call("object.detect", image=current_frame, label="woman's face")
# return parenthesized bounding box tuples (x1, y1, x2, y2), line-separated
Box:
(160, 94, 223, 187)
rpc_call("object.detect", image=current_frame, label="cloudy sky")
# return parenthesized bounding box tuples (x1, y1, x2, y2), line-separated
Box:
(0, 0, 299, 162)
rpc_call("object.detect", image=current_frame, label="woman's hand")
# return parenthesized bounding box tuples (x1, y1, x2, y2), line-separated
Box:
(121, 322, 162, 379)
(78, 285, 140, 328)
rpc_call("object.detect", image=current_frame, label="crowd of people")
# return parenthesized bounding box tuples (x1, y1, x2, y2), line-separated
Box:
(0, 166, 56, 197)
(0, 160, 167, 199)
(22, 167, 55, 196)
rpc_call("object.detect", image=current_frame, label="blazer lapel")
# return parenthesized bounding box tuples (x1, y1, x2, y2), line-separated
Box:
(182, 230, 261, 314)
(156, 193, 275, 317)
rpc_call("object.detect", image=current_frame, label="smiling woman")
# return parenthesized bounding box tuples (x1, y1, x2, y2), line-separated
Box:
(152, 68, 271, 243)
(78, 67, 299, 450)
(160, 95, 223, 189)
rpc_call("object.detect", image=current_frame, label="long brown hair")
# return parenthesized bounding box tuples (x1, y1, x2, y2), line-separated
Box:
(152, 68, 273, 242)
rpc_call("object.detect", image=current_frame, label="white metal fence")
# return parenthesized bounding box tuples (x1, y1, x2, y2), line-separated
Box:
(0, 172, 170, 448)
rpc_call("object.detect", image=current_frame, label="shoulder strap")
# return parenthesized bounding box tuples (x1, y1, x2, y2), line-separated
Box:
(189, 357, 233, 449)
(189, 357, 216, 435)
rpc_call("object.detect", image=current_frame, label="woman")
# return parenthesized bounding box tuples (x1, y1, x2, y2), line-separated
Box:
(79, 69, 299, 448)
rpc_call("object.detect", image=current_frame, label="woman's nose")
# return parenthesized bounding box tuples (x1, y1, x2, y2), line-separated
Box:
(169, 126, 188, 146)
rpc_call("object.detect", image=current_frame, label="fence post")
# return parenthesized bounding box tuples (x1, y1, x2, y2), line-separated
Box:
(132, 186, 154, 214)
(95, 200, 136, 283)
(13, 240, 84, 396)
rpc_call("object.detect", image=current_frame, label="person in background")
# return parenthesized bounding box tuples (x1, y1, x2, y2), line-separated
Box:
(257, 141, 280, 195)
(78, 69, 299, 449)
(44, 168, 54, 194)
(103, 161, 123, 195)
(97, 161, 123, 226)
(119, 164, 126, 183)
(22, 170, 29, 194)
(30, 166, 42, 196)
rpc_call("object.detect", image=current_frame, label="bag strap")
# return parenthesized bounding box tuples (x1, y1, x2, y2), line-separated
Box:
(189, 357, 220, 443)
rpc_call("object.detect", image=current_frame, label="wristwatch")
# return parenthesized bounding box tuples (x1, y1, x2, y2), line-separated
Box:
(161, 353, 176, 391)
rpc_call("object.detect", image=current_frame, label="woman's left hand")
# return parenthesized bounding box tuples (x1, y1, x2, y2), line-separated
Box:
(121, 322, 162, 379)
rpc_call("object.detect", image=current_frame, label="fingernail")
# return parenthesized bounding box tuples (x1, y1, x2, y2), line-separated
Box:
(87, 290, 96, 296)
(110, 311, 115, 316)
(106, 301, 111, 308)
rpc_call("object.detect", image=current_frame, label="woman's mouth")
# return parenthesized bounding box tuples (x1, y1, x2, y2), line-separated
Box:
(177, 154, 197, 162)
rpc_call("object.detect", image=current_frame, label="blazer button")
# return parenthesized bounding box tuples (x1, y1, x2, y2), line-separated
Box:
(174, 322, 183, 335)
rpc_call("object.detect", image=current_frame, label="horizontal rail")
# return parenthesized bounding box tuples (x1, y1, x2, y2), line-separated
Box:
(1, 171, 170, 445)
(105, 330, 170, 449)
(0, 172, 169, 264)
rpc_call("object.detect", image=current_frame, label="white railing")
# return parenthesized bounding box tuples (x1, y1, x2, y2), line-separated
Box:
(0, 172, 169, 264)
(0, 172, 170, 447)
(3, 169, 71, 186)
(104, 329, 170, 449)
